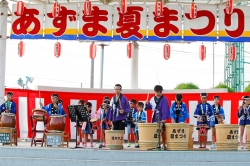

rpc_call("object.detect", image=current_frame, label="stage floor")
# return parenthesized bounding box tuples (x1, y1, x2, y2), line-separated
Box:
(6, 141, 249, 151)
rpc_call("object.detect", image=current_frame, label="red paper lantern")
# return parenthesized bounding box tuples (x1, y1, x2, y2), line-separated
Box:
(163, 44, 170, 60)
(52, 2, 60, 18)
(54, 42, 61, 58)
(127, 43, 134, 58)
(18, 41, 25, 57)
(199, 44, 206, 61)
(226, 0, 234, 14)
(154, 1, 163, 17)
(190, 1, 197, 19)
(83, 0, 92, 16)
(119, 0, 127, 14)
(16, 1, 25, 16)
(90, 43, 97, 59)
(229, 45, 236, 61)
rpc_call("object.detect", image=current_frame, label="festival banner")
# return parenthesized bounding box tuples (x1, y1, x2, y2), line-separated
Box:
(78, 5, 112, 41)
(183, 5, 217, 41)
(10, 4, 44, 39)
(218, 6, 250, 42)
(112, 5, 147, 41)
(9, 4, 250, 42)
(44, 4, 78, 40)
(148, 5, 182, 41)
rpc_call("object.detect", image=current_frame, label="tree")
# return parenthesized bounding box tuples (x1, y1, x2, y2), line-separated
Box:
(174, 82, 199, 89)
(214, 83, 234, 92)
(244, 84, 250, 92)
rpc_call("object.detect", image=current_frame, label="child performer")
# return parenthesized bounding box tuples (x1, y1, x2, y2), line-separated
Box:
(126, 99, 137, 147)
(194, 93, 213, 148)
(170, 94, 189, 123)
(0, 92, 16, 114)
(75, 100, 84, 145)
(82, 102, 94, 147)
(237, 95, 250, 149)
(133, 102, 146, 148)
(100, 97, 112, 147)
(145, 85, 170, 150)
(40, 94, 65, 116)
(211, 96, 225, 149)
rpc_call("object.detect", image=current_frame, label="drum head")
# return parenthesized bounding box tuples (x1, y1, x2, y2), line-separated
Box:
(1, 113, 15, 116)
(90, 118, 98, 122)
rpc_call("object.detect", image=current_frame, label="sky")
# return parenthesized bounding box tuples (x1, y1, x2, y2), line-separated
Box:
(4, 1, 250, 91)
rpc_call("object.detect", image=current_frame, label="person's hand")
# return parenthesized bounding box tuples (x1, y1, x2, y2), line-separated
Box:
(197, 117, 202, 122)
(120, 109, 124, 114)
(145, 100, 149, 105)
(5, 110, 10, 113)
(161, 120, 166, 123)
(171, 118, 175, 123)
(95, 111, 97, 114)
(40, 102, 43, 108)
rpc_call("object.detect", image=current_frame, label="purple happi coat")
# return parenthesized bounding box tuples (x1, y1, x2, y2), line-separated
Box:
(106, 94, 130, 122)
(145, 95, 170, 122)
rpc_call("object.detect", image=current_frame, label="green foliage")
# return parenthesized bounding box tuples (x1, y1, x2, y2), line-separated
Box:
(174, 82, 199, 89)
(214, 83, 234, 92)
(244, 84, 250, 92)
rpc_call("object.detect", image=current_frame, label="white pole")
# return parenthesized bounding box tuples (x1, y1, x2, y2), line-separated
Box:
(130, 42, 139, 89)
(213, 42, 215, 88)
(90, 58, 94, 88)
(0, 1, 8, 104)
(99, 45, 104, 89)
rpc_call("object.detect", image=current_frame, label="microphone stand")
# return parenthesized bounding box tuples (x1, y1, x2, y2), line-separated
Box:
(72, 114, 84, 149)
(147, 110, 165, 151)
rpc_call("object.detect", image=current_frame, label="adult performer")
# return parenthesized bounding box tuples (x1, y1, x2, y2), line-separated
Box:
(107, 84, 130, 131)
(145, 85, 170, 150)
(39, 94, 65, 116)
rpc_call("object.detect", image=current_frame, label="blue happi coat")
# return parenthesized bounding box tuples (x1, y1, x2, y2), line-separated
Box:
(170, 102, 189, 123)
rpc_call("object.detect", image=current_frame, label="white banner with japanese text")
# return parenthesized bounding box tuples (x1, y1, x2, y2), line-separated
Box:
(10, 4, 250, 42)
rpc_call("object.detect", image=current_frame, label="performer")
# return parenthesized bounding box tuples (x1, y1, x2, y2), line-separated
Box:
(75, 99, 84, 146)
(145, 85, 170, 150)
(170, 94, 189, 123)
(100, 97, 112, 147)
(133, 102, 146, 148)
(194, 93, 213, 148)
(0, 92, 16, 114)
(237, 95, 250, 149)
(39, 94, 65, 116)
(211, 96, 225, 149)
(107, 84, 130, 132)
(82, 102, 94, 147)
(126, 99, 137, 147)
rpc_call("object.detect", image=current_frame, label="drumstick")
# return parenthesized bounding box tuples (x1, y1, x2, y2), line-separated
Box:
(146, 93, 149, 101)
(119, 98, 123, 110)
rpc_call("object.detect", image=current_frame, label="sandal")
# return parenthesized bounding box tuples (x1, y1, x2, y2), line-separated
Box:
(199, 146, 203, 148)
(241, 146, 244, 149)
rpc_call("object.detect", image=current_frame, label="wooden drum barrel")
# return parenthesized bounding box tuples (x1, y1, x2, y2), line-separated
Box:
(0, 113, 16, 128)
(188, 124, 194, 149)
(105, 130, 124, 150)
(165, 123, 190, 150)
(246, 125, 250, 150)
(138, 123, 160, 150)
(215, 124, 239, 151)
(48, 115, 66, 131)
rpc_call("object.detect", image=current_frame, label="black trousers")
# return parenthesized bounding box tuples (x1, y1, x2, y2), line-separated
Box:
(112, 120, 125, 131)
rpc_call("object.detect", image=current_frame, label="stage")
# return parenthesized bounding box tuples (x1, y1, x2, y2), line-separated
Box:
(0, 141, 249, 166)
